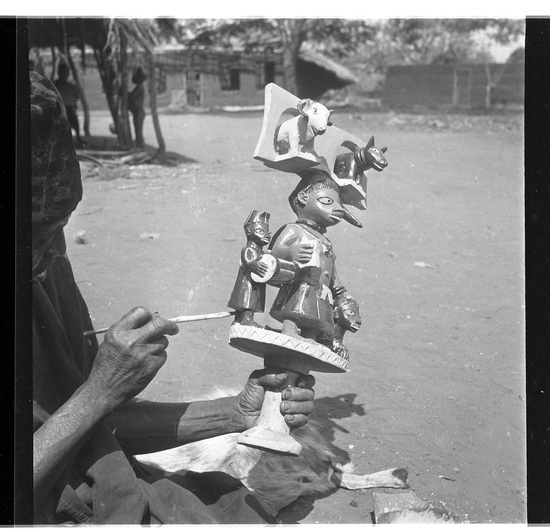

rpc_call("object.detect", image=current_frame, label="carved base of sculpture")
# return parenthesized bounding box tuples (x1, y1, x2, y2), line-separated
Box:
(229, 323, 348, 455)
(238, 369, 303, 455)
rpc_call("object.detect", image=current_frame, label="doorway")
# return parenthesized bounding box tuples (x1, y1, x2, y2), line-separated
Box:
(453, 67, 472, 108)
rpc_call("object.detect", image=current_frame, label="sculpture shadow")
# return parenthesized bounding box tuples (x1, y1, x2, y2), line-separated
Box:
(309, 392, 366, 459)
(275, 393, 366, 523)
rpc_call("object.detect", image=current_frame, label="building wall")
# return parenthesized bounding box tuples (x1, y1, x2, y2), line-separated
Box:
(74, 61, 284, 111)
(491, 63, 525, 105)
(383, 63, 524, 110)
(383, 64, 456, 109)
(200, 71, 284, 108)
(37, 47, 349, 112)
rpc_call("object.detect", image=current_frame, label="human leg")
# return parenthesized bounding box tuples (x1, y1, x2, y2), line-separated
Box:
(65, 106, 82, 142)
(133, 111, 146, 148)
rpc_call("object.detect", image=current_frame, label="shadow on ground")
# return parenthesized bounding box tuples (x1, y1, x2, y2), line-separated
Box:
(276, 393, 365, 523)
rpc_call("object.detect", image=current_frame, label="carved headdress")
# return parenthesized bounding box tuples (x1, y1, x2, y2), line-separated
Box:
(244, 210, 270, 227)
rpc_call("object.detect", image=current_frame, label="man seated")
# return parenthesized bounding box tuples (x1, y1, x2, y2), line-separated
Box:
(31, 71, 315, 525)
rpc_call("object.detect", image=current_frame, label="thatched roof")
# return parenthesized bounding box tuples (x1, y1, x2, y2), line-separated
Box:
(152, 44, 357, 86)
(299, 49, 359, 84)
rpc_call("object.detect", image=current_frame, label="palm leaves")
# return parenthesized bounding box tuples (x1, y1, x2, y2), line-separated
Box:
(103, 18, 159, 60)
(99, 18, 165, 153)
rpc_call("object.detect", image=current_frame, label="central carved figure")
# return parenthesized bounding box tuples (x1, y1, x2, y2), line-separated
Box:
(269, 170, 361, 347)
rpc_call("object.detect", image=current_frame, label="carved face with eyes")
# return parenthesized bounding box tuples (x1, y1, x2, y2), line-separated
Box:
(335, 296, 362, 332)
(245, 222, 271, 246)
(289, 171, 363, 230)
(296, 185, 346, 229)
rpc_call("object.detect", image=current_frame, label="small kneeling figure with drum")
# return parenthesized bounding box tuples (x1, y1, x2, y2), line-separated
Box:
(228, 210, 296, 327)
(227, 210, 272, 327)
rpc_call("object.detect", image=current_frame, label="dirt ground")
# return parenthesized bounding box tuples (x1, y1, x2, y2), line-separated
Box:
(66, 107, 525, 524)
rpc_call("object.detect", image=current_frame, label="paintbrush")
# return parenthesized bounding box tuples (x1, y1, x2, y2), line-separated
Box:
(83, 310, 236, 336)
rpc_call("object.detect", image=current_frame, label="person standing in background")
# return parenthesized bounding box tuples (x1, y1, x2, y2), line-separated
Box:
(128, 67, 147, 148)
(54, 63, 83, 146)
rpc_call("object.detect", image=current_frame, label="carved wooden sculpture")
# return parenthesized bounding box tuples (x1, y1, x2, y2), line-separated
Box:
(227, 210, 272, 327)
(229, 84, 388, 455)
(275, 98, 333, 155)
(334, 136, 388, 184)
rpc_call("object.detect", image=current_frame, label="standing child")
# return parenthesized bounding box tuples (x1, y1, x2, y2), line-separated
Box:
(128, 67, 147, 148)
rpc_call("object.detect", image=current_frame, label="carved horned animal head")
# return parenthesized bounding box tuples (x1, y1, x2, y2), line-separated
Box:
(297, 98, 333, 135)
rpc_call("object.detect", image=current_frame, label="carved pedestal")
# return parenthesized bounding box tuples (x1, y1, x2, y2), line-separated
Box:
(229, 323, 347, 455)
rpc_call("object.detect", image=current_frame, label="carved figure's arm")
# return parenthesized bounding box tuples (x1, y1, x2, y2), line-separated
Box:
(331, 263, 362, 332)
(241, 245, 268, 278)
(240, 245, 270, 277)
(240, 244, 260, 269)
(270, 225, 314, 264)
(330, 262, 347, 301)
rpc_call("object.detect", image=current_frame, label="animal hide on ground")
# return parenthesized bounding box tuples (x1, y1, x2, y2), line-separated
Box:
(135, 388, 408, 517)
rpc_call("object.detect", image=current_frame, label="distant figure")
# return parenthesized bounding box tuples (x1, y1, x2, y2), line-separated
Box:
(54, 63, 83, 145)
(128, 67, 147, 148)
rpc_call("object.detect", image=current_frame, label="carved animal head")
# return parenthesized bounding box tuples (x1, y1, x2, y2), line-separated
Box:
(297, 98, 333, 135)
(334, 296, 361, 332)
(360, 136, 388, 172)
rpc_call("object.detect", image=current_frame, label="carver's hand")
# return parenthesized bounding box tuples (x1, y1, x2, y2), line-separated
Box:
(236, 368, 315, 431)
(291, 242, 314, 264)
(86, 306, 179, 411)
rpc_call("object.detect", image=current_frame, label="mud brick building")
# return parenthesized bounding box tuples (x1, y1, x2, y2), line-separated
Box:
(383, 62, 524, 110)
(152, 46, 358, 108)
(34, 45, 358, 111)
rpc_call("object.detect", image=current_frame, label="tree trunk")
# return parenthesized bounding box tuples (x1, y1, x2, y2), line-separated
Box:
(93, 46, 118, 127)
(147, 53, 166, 158)
(50, 46, 57, 79)
(117, 32, 133, 149)
(64, 48, 91, 137)
(485, 61, 507, 109)
(277, 19, 306, 96)
(484, 61, 493, 109)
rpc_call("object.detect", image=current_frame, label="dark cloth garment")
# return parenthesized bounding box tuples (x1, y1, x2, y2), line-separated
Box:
(33, 255, 276, 524)
(31, 72, 82, 226)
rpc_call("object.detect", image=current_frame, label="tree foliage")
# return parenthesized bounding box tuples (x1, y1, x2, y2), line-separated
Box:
(155, 17, 525, 88)
(360, 19, 525, 71)
(156, 18, 377, 93)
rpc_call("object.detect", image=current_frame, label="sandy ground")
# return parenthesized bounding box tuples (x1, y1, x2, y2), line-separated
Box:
(66, 107, 525, 524)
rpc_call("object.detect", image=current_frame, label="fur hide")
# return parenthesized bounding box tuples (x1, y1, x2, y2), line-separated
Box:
(135, 388, 408, 517)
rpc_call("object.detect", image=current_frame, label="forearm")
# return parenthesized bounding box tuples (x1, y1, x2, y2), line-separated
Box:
(107, 396, 243, 455)
(33, 382, 112, 506)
